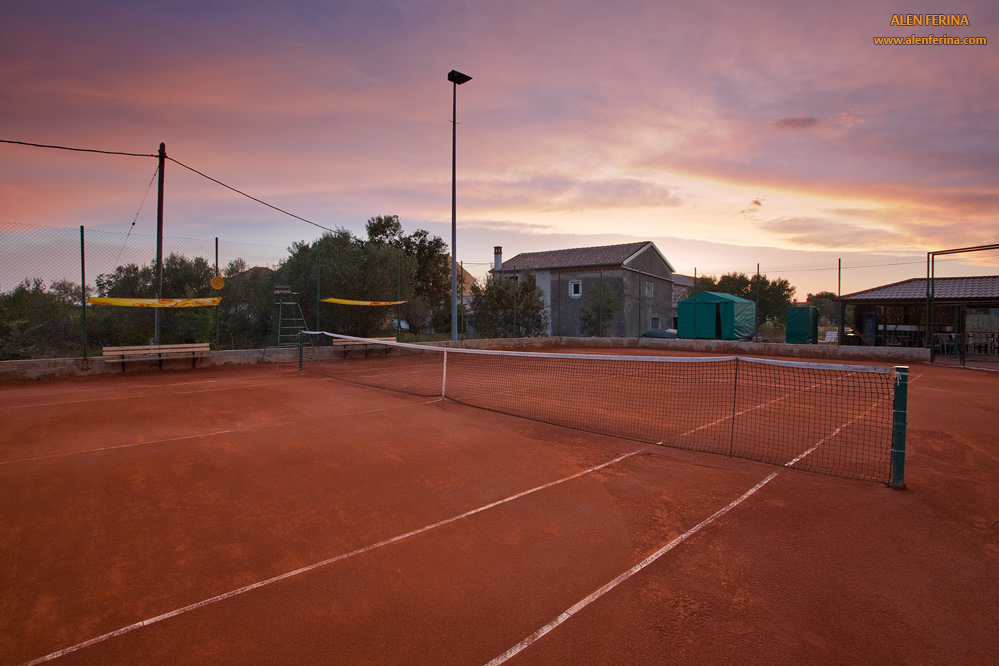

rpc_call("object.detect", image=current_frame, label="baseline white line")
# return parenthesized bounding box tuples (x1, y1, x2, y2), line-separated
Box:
(483, 471, 779, 666)
(0, 399, 446, 467)
(21, 448, 643, 666)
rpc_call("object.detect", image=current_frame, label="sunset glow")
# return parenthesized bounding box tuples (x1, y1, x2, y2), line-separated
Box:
(2, 0, 996, 295)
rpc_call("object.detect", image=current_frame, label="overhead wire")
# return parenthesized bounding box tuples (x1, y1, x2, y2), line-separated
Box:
(166, 157, 333, 232)
(116, 164, 160, 265)
(1, 138, 334, 233)
(0, 139, 155, 158)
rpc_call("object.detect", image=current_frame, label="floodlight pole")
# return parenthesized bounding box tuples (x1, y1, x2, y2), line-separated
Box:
(448, 69, 471, 342)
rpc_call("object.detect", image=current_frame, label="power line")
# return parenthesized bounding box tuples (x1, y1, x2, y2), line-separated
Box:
(166, 156, 333, 232)
(0, 139, 155, 158)
(1, 138, 334, 233)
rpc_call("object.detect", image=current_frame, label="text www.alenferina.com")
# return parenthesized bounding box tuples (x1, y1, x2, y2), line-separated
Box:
(874, 14, 987, 45)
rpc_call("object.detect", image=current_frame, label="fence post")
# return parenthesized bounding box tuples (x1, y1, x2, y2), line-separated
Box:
(80, 225, 87, 359)
(891, 366, 908, 489)
(316, 241, 322, 331)
(215, 237, 220, 350)
(638, 272, 642, 340)
(693, 268, 697, 341)
(927, 252, 935, 362)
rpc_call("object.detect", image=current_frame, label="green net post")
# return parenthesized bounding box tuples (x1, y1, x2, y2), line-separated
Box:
(891, 366, 908, 488)
(298, 333, 304, 371)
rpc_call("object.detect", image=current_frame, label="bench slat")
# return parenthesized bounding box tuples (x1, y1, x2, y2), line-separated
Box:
(102, 343, 211, 367)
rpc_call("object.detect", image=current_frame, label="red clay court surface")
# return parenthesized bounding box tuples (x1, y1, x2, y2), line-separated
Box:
(1, 354, 997, 665)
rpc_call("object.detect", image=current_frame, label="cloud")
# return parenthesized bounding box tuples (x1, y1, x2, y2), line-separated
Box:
(741, 197, 764, 217)
(461, 176, 683, 214)
(760, 216, 910, 250)
(770, 117, 820, 130)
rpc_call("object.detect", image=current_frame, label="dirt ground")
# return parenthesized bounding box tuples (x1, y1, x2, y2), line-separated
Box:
(1, 359, 996, 665)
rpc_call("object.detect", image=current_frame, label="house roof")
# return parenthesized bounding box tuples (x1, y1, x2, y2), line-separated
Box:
(678, 291, 754, 305)
(673, 274, 694, 288)
(500, 241, 674, 272)
(838, 276, 999, 303)
(448, 256, 477, 297)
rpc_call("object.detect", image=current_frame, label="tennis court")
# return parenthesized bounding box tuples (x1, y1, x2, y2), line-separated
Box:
(2, 350, 997, 665)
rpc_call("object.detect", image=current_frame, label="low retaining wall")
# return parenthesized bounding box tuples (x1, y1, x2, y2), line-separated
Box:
(0, 347, 301, 381)
(0, 338, 930, 381)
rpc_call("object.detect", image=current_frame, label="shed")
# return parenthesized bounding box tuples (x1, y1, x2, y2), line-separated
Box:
(786, 306, 819, 344)
(677, 292, 756, 340)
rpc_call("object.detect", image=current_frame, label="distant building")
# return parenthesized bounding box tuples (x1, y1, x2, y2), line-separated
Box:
(494, 241, 675, 337)
(837, 276, 999, 354)
(449, 257, 477, 298)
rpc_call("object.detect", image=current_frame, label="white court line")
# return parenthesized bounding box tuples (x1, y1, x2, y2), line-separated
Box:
(782, 371, 918, 469)
(0, 399, 445, 467)
(680, 372, 857, 438)
(783, 400, 886, 468)
(483, 471, 779, 666)
(21, 449, 642, 666)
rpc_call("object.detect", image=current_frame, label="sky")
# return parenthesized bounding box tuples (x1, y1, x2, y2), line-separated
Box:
(1, 0, 997, 296)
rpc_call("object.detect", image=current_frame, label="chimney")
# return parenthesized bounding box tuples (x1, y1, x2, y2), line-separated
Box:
(494, 246, 503, 273)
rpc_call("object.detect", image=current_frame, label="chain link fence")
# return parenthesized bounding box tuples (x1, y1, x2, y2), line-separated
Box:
(0, 221, 288, 360)
(2, 219, 996, 364)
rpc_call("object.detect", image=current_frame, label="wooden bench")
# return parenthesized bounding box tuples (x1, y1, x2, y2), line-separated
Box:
(102, 343, 211, 370)
(327, 337, 397, 359)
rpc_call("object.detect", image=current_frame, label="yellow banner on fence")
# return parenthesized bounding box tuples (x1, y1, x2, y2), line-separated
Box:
(88, 297, 222, 308)
(321, 298, 407, 306)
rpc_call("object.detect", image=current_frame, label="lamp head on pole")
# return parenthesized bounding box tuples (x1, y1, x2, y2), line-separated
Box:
(447, 69, 472, 85)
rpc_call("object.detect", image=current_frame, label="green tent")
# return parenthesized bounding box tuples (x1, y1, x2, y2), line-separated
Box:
(677, 292, 756, 340)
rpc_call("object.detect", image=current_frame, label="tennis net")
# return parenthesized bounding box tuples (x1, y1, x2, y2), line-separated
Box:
(299, 332, 906, 485)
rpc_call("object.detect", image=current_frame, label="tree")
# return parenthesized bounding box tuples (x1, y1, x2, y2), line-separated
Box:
(365, 214, 404, 244)
(580, 282, 619, 336)
(806, 291, 839, 325)
(0, 278, 85, 359)
(752, 274, 795, 325)
(92, 253, 217, 346)
(696, 271, 796, 325)
(689, 274, 721, 296)
(469, 270, 549, 338)
(217, 260, 274, 349)
(277, 218, 452, 337)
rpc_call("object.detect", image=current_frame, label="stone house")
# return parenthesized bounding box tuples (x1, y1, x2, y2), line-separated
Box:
(493, 241, 675, 337)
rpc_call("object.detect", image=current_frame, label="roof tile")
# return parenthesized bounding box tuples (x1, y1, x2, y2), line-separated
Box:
(501, 242, 651, 270)
(840, 276, 999, 302)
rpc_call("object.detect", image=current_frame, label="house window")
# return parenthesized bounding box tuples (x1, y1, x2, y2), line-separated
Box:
(651, 317, 660, 330)
(569, 280, 582, 298)
(645, 282, 654, 297)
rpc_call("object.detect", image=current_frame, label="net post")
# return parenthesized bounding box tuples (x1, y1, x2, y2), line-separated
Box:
(728, 357, 739, 457)
(441, 347, 448, 397)
(890, 366, 908, 489)
(298, 332, 303, 371)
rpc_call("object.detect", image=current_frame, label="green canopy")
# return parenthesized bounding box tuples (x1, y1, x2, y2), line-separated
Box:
(677, 292, 756, 340)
